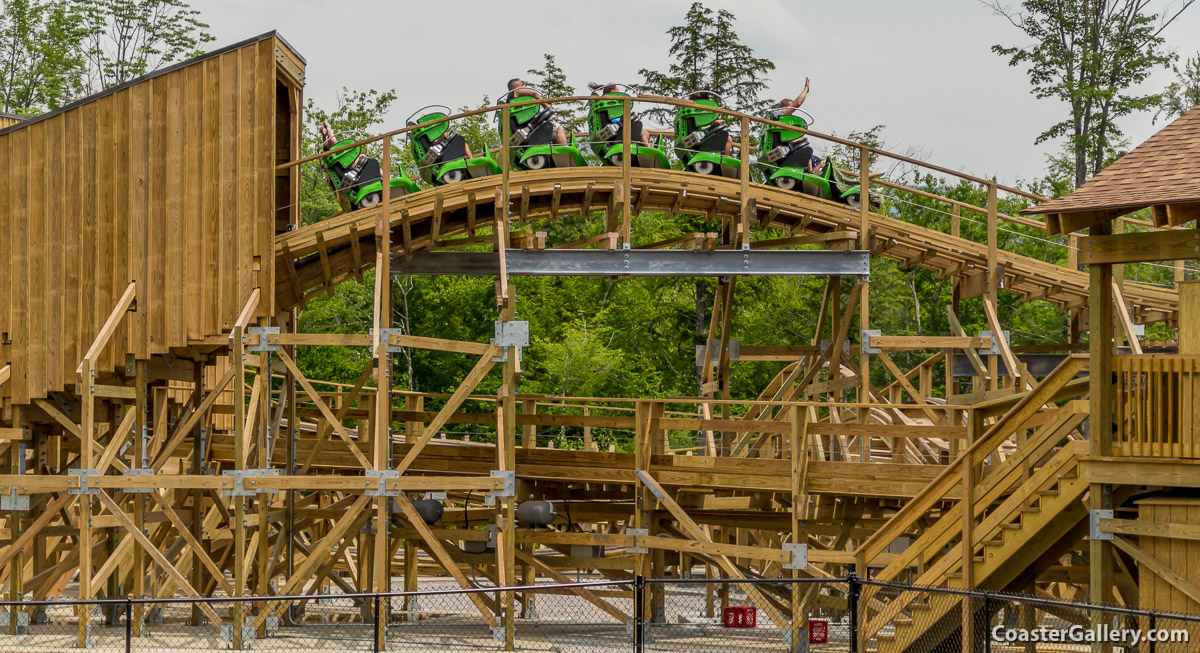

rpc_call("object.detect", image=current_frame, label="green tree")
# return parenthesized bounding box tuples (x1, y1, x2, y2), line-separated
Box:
(637, 2, 775, 118)
(75, 0, 214, 90)
(0, 0, 88, 113)
(986, 0, 1194, 187)
(1156, 52, 1200, 123)
(524, 53, 585, 137)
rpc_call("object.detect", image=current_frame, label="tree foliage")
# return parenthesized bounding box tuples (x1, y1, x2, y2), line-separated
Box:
(0, 0, 211, 114)
(524, 53, 585, 136)
(0, 0, 88, 113)
(75, 0, 213, 90)
(637, 2, 775, 118)
(1156, 51, 1200, 123)
(986, 0, 1193, 187)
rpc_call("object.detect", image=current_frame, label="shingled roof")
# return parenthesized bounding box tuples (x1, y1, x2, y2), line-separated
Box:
(1022, 103, 1200, 234)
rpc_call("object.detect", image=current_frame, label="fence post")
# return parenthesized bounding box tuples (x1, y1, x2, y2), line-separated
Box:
(1149, 613, 1157, 653)
(125, 599, 132, 653)
(983, 594, 992, 653)
(373, 594, 382, 653)
(847, 573, 860, 653)
(634, 575, 645, 653)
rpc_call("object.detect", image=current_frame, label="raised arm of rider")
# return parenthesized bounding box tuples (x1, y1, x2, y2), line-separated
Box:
(512, 87, 543, 100)
(793, 78, 810, 108)
(779, 78, 811, 116)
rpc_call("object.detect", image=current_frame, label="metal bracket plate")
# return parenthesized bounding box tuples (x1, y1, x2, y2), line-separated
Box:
(68, 468, 101, 495)
(493, 321, 530, 348)
(783, 542, 808, 570)
(1, 487, 29, 511)
(978, 330, 1010, 357)
(484, 470, 516, 506)
(371, 327, 405, 354)
(121, 468, 154, 494)
(1090, 509, 1114, 541)
(695, 340, 740, 368)
(222, 469, 280, 497)
(365, 469, 400, 497)
(861, 329, 882, 355)
(219, 625, 256, 643)
(247, 326, 280, 352)
(0, 610, 29, 630)
(628, 527, 648, 554)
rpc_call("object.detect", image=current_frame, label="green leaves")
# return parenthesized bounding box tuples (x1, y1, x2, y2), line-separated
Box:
(1155, 52, 1200, 124)
(986, 0, 1192, 186)
(524, 54, 586, 136)
(637, 2, 776, 119)
(0, 0, 214, 114)
(0, 0, 89, 113)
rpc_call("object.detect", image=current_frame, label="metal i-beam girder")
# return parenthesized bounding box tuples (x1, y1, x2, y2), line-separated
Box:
(391, 250, 870, 278)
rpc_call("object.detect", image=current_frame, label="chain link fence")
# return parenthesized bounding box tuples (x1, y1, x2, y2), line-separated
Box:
(0, 576, 1197, 651)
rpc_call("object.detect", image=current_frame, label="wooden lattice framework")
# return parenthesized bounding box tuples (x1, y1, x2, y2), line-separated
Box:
(0, 32, 1197, 653)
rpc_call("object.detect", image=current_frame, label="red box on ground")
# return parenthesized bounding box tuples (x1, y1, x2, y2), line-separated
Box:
(809, 619, 829, 643)
(722, 606, 757, 628)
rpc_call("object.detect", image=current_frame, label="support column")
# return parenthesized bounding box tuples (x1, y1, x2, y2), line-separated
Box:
(789, 405, 808, 650)
(371, 135, 395, 652)
(495, 112, 517, 650)
(255, 332, 272, 639)
(78, 362, 94, 649)
(132, 361, 148, 636)
(986, 183, 1000, 391)
(232, 331, 248, 651)
(1088, 222, 1114, 653)
(7, 408, 24, 635)
(858, 146, 872, 459)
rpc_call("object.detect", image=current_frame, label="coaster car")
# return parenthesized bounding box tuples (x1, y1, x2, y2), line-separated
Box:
(757, 110, 879, 210)
(498, 87, 586, 171)
(319, 120, 419, 212)
(407, 106, 502, 186)
(673, 90, 741, 178)
(586, 83, 668, 169)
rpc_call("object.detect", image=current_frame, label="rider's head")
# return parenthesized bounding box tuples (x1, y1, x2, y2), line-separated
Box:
(603, 83, 619, 94)
(508, 78, 524, 91)
(779, 98, 796, 108)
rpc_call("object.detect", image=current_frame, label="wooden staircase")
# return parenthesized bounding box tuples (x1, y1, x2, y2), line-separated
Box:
(853, 356, 1092, 653)
(871, 441, 1088, 653)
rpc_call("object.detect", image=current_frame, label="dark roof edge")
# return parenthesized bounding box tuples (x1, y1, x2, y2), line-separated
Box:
(0, 31, 302, 137)
(1021, 195, 1200, 216)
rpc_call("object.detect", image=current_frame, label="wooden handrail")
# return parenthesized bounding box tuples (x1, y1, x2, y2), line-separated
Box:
(278, 94, 1044, 203)
(76, 280, 137, 374)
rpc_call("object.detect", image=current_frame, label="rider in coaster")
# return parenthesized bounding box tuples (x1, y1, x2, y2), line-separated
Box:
(506, 78, 569, 146)
(599, 83, 654, 147)
(687, 87, 732, 157)
(775, 77, 820, 172)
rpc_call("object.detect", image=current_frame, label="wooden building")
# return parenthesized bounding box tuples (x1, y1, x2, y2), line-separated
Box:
(0, 31, 303, 405)
(1023, 102, 1200, 616)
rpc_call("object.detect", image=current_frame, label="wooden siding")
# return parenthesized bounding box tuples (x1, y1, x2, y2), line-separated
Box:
(0, 33, 301, 404)
(1138, 498, 1200, 625)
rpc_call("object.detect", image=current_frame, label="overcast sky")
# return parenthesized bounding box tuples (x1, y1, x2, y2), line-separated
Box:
(196, 0, 1200, 185)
